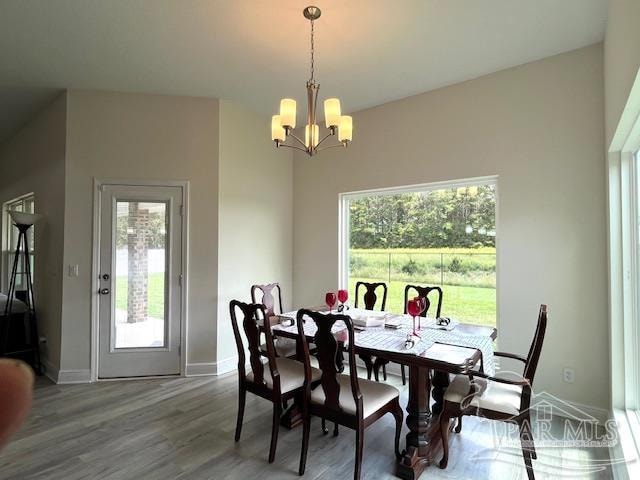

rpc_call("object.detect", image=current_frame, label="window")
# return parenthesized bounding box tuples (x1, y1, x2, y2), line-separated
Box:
(2, 194, 35, 292)
(339, 178, 497, 327)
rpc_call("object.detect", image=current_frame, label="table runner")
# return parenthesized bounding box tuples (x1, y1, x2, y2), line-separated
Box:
(275, 309, 495, 375)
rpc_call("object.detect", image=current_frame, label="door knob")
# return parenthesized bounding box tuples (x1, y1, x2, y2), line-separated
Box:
(99, 288, 110, 295)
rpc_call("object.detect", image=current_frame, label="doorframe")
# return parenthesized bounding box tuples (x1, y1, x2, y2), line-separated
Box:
(90, 179, 190, 382)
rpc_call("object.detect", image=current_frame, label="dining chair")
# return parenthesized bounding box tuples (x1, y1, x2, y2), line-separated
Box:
(296, 309, 403, 480)
(354, 281, 387, 381)
(251, 283, 297, 358)
(438, 304, 548, 480)
(230, 300, 320, 464)
(372, 284, 444, 385)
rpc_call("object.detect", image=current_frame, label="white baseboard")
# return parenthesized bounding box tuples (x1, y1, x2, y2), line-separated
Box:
(42, 358, 60, 383)
(57, 369, 91, 384)
(185, 362, 217, 376)
(186, 357, 238, 377)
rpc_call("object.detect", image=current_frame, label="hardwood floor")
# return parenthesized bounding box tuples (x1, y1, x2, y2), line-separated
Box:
(0, 372, 613, 479)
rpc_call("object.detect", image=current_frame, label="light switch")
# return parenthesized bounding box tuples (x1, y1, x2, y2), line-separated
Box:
(68, 264, 79, 277)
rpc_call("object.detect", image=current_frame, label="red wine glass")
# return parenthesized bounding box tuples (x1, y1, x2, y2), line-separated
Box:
(325, 292, 337, 313)
(413, 296, 426, 330)
(407, 299, 421, 337)
(338, 289, 348, 308)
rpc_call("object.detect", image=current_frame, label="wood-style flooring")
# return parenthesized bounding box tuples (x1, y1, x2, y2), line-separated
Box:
(0, 372, 613, 479)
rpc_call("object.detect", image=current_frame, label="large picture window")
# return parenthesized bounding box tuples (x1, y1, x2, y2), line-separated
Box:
(2, 194, 35, 291)
(340, 178, 497, 327)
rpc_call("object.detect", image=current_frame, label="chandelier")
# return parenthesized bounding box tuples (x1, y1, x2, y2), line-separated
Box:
(271, 6, 353, 156)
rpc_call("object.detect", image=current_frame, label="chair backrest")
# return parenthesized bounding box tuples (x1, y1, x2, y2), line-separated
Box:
(354, 281, 387, 310)
(403, 284, 443, 318)
(229, 300, 280, 392)
(251, 283, 283, 316)
(523, 304, 548, 384)
(297, 309, 363, 418)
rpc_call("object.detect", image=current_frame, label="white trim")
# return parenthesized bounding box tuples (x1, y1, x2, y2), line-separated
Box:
(90, 179, 190, 382)
(186, 357, 238, 377)
(42, 358, 59, 384)
(57, 369, 92, 384)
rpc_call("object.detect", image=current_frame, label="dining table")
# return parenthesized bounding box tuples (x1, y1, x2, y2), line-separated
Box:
(270, 307, 497, 480)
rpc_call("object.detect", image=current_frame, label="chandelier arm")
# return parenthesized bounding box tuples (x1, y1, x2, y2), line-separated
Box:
(316, 142, 347, 152)
(277, 142, 309, 153)
(315, 131, 335, 148)
(287, 131, 308, 149)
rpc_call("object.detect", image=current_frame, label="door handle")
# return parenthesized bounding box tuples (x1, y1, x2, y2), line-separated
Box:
(99, 288, 110, 295)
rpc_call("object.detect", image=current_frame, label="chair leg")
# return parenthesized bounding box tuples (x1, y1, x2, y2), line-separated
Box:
(455, 415, 462, 433)
(524, 415, 537, 460)
(354, 425, 364, 480)
(268, 403, 281, 463)
(321, 418, 329, 434)
(439, 405, 453, 469)
(234, 386, 246, 442)
(401, 365, 406, 385)
(333, 422, 339, 437)
(392, 401, 404, 459)
(299, 407, 311, 475)
(373, 361, 381, 382)
(382, 363, 387, 381)
(519, 421, 535, 479)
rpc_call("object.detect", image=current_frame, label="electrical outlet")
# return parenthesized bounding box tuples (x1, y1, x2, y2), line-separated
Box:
(563, 367, 575, 384)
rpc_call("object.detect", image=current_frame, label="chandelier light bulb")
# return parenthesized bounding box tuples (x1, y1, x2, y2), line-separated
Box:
(338, 116, 353, 142)
(279, 99, 297, 128)
(271, 115, 286, 142)
(324, 98, 341, 128)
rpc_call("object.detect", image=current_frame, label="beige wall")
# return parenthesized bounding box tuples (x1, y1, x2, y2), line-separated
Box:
(0, 93, 67, 370)
(293, 44, 608, 409)
(216, 100, 293, 367)
(605, 0, 640, 148)
(62, 90, 219, 372)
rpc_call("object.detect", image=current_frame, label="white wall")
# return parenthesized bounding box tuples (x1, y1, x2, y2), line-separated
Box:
(216, 100, 293, 370)
(62, 90, 220, 373)
(293, 44, 608, 409)
(0, 93, 67, 371)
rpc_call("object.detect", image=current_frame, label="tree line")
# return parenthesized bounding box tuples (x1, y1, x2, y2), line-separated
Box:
(349, 185, 496, 249)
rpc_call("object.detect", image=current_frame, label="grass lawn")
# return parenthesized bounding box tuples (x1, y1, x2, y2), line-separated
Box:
(115, 273, 165, 319)
(348, 277, 496, 327)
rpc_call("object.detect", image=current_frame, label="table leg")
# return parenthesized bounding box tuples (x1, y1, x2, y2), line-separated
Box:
(396, 364, 433, 480)
(359, 353, 374, 380)
(431, 370, 450, 416)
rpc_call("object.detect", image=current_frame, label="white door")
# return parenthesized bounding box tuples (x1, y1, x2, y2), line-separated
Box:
(98, 184, 183, 378)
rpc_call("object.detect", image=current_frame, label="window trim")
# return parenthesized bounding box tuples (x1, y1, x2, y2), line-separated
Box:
(338, 175, 498, 326)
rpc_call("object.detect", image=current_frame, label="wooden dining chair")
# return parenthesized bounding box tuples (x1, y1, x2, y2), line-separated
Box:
(296, 309, 403, 480)
(0, 358, 34, 451)
(230, 300, 320, 464)
(439, 305, 548, 480)
(372, 284, 444, 385)
(354, 281, 387, 381)
(251, 283, 296, 358)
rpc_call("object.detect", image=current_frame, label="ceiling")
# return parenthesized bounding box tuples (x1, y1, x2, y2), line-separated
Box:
(0, 0, 609, 144)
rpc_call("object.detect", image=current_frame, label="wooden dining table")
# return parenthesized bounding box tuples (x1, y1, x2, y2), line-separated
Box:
(271, 308, 497, 480)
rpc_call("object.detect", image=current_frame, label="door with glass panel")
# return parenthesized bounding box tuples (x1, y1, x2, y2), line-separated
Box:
(98, 185, 183, 378)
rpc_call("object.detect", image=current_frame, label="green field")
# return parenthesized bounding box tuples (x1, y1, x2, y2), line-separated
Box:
(113, 247, 496, 327)
(115, 274, 165, 319)
(349, 248, 496, 326)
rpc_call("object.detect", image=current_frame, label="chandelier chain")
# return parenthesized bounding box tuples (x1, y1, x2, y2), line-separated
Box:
(309, 19, 315, 83)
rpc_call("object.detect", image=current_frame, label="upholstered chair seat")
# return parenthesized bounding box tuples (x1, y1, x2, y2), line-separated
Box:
(248, 357, 321, 394)
(444, 374, 523, 416)
(310, 374, 400, 418)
